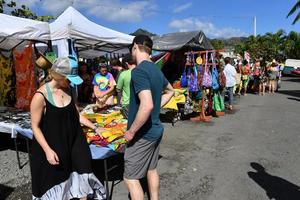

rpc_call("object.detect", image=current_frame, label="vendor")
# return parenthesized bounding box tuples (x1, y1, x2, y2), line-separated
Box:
(116, 53, 136, 118)
(78, 62, 92, 103)
(93, 64, 116, 108)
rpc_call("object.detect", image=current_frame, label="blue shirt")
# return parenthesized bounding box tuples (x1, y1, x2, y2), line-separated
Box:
(127, 61, 169, 141)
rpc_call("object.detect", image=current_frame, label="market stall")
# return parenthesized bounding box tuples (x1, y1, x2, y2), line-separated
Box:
(151, 31, 215, 122)
(0, 13, 50, 51)
(49, 6, 133, 57)
(0, 11, 130, 199)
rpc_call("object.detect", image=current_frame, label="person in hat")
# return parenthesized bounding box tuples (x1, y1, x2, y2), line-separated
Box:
(123, 35, 174, 200)
(30, 57, 106, 200)
(93, 64, 116, 108)
(116, 53, 136, 118)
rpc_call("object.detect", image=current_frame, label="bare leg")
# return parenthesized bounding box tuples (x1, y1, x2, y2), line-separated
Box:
(80, 197, 87, 200)
(259, 83, 262, 95)
(147, 169, 159, 200)
(262, 84, 265, 95)
(124, 178, 144, 200)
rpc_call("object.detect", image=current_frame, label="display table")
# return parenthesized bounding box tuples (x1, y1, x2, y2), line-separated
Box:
(0, 121, 121, 200)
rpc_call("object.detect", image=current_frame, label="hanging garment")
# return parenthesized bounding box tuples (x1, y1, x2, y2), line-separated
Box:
(13, 43, 36, 110)
(0, 54, 15, 106)
(202, 52, 212, 88)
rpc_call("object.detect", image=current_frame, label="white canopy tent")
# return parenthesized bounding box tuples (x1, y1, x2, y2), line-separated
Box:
(0, 13, 50, 51)
(50, 6, 134, 57)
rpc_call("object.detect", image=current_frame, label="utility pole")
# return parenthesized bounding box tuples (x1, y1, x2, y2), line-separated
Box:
(253, 16, 257, 37)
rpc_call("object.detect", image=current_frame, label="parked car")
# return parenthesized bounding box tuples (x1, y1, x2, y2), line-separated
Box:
(283, 59, 300, 76)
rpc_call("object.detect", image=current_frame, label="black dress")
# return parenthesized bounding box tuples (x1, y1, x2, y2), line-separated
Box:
(31, 92, 106, 199)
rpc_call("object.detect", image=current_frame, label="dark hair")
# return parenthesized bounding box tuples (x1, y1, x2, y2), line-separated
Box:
(110, 58, 121, 66)
(122, 53, 135, 67)
(242, 60, 248, 65)
(99, 64, 108, 69)
(224, 57, 231, 64)
(130, 35, 153, 55)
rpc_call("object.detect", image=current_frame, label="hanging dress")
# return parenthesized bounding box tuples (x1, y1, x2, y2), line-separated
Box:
(30, 87, 106, 200)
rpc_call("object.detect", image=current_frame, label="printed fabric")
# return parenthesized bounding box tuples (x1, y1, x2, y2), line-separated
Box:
(0, 54, 15, 106)
(13, 44, 36, 110)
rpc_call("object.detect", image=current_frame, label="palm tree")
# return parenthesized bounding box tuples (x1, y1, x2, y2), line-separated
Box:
(287, 0, 300, 24)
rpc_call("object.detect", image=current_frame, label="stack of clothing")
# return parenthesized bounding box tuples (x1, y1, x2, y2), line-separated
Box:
(82, 105, 127, 152)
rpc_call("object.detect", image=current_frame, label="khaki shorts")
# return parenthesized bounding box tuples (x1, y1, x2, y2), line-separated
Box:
(124, 137, 161, 180)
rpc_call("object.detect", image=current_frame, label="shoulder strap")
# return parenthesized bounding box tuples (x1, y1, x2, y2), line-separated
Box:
(45, 83, 56, 106)
(35, 91, 46, 99)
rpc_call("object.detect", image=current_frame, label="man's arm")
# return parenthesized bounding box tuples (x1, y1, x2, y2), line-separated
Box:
(126, 90, 153, 136)
(161, 83, 174, 107)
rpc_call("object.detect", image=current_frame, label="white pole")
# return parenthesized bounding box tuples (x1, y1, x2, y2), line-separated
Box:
(253, 16, 257, 37)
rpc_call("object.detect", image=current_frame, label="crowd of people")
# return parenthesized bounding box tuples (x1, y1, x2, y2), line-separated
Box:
(30, 35, 174, 200)
(221, 57, 283, 110)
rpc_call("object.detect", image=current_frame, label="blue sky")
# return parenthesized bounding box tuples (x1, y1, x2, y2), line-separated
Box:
(13, 0, 300, 38)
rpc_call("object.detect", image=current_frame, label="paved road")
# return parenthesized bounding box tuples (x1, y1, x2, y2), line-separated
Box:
(113, 77, 300, 200)
(1, 77, 300, 200)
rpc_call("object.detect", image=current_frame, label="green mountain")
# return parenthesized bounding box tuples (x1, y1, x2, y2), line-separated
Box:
(130, 28, 157, 37)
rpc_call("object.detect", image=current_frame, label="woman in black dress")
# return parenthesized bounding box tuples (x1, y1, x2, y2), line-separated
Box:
(30, 57, 106, 199)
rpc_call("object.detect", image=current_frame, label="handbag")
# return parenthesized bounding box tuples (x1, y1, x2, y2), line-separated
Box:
(189, 66, 199, 92)
(213, 91, 225, 111)
(202, 51, 212, 88)
(211, 53, 219, 90)
(180, 65, 188, 87)
(189, 54, 199, 92)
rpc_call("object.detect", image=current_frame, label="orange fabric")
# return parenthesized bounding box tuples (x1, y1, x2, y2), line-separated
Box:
(13, 43, 36, 110)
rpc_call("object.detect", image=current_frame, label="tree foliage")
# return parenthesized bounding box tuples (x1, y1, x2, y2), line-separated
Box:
(0, 0, 53, 22)
(210, 39, 225, 50)
(287, 0, 300, 24)
(234, 30, 300, 61)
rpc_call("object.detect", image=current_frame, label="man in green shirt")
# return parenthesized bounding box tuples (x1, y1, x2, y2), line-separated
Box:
(116, 54, 136, 118)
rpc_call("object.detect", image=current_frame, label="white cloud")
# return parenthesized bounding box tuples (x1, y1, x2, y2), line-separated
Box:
(84, 0, 156, 23)
(41, 0, 73, 15)
(173, 2, 192, 13)
(14, 0, 156, 23)
(169, 18, 248, 38)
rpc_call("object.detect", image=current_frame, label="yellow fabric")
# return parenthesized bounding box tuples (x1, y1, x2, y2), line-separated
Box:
(163, 94, 185, 110)
(0, 54, 14, 106)
(163, 89, 187, 110)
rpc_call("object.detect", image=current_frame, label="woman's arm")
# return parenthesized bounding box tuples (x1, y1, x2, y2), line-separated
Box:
(31, 93, 50, 152)
(102, 85, 115, 96)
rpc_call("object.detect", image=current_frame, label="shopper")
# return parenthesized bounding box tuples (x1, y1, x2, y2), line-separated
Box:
(268, 62, 279, 94)
(30, 57, 106, 199)
(124, 35, 174, 200)
(241, 60, 251, 96)
(223, 57, 236, 110)
(116, 53, 136, 118)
